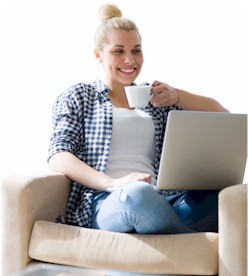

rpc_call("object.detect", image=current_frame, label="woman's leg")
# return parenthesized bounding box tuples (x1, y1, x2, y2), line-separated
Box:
(166, 190, 219, 232)
(91, 181, 192, 234)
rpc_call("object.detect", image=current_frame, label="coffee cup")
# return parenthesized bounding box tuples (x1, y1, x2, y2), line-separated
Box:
(124, 85, 153, 108)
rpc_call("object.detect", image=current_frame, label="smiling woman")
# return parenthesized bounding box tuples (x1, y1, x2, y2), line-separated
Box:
(0, 0, 247, 181)
(44, 3, 230, 234)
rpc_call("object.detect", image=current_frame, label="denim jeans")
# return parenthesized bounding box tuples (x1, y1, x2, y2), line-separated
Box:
(91, 181, 218, 234)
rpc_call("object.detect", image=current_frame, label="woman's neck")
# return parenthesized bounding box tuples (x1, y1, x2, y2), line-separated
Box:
(104, 80, 133, 109)
(108, 89, 132, 109)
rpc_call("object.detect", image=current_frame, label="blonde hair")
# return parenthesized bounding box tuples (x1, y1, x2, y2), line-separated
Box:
(94, 4, 141, 51)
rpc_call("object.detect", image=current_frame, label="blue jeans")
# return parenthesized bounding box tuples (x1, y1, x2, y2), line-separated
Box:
(91, 182, 218, 234)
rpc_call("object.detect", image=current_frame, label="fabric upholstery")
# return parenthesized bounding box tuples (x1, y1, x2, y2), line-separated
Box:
(29, 220, 218, 275)
(1, 171, 70, 274)
(219, 184, 247, 276)
(1, 171, 247, 276)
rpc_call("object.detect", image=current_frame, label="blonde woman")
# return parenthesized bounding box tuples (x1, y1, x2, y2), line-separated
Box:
(48, 4, 228, 233)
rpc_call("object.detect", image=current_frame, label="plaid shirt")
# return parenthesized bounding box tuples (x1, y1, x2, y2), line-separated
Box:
(48, 79, 181, 228)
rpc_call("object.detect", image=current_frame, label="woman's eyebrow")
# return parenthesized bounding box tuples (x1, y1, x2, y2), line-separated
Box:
(112, 44, 142, 48)
(113, 45, 124, 48)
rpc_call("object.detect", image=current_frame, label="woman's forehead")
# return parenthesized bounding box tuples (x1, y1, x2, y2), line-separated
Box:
(106, 29, 141, 46)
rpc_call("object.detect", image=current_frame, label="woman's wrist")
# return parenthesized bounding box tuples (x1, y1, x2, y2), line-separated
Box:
(174, 88, 180, 106)
(104, 176, 115, 191)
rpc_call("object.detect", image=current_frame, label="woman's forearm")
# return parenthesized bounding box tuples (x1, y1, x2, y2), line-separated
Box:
(49, 151, 154, 191)
(176, 89, 229, 112)
(48, 151, 112, 191)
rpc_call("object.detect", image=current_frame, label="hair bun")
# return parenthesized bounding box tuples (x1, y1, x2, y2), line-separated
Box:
(98, 4, 122, 24)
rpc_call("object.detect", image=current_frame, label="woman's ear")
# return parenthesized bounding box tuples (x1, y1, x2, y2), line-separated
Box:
(94, 48, 102, 63)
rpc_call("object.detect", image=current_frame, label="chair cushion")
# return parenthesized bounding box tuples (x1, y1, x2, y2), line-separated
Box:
(29, 220, 218, 275)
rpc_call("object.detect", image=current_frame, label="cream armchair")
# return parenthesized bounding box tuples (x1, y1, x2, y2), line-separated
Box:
(1, 171, 247, 276)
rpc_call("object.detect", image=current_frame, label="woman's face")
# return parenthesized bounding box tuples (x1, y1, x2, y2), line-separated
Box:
(95, 29, 143, 89)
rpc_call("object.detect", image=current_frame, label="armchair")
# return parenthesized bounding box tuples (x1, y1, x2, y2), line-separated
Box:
(1, 171, 247, 275)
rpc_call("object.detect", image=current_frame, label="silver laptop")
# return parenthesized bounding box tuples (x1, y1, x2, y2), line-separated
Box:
(156, 110, 247, 190)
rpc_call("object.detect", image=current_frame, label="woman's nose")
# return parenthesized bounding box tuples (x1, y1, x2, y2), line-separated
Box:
(124, 55, 135, 64)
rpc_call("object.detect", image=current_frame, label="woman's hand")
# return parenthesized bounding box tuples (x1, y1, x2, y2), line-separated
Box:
(107, 172, 152, 190)
(151, 80, 179, 107)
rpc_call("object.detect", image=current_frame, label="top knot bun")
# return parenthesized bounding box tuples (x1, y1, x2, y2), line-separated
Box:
(98, 4, 122, 24)
(94, 4, 140, 50)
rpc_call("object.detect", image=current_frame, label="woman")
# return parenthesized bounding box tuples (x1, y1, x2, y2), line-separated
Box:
(48, 4, 228, 234)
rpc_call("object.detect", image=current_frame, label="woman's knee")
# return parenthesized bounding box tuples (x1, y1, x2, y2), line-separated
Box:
(114, 182, 162, 214)
(121, 181, 156, 201)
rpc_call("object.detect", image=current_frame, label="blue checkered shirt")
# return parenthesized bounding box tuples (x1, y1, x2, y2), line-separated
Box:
(48, 79, 181, 228)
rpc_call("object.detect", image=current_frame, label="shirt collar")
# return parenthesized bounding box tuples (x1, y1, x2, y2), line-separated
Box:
(93, 79, 109, 94)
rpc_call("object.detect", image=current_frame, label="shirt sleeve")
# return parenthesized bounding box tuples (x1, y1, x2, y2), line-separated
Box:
(47, 86, 84, 162)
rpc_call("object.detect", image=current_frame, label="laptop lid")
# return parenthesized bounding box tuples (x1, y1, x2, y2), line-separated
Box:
(156, 110, 247, 190)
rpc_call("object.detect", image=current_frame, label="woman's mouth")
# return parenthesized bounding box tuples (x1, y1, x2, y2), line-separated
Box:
(119, 68, 135, 74)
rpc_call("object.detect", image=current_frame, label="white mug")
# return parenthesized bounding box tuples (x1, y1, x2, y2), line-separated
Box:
(124, 85, 153, 108)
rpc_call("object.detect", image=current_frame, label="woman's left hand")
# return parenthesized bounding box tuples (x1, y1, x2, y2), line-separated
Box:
(151, 80, 179, 107)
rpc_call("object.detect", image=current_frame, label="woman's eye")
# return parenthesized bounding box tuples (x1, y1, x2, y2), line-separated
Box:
(133, 49, 142, 54)
(114, 49, 124, 54)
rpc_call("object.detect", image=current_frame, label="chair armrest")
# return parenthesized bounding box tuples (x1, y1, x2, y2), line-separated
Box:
(219, 184, 247, 276)
(1, 170, 71, 275)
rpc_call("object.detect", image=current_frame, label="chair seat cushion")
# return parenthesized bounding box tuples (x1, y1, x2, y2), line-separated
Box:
(29, 220, 218, 275)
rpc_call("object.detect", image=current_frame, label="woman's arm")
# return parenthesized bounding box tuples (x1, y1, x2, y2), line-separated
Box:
(175, 88, 229, 112)
(151, 80, 229, 112)
(49, 152, 152, 191)
(49, 152, 112, 191)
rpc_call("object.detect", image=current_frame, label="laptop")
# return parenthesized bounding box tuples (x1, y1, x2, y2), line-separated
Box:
(156, 110, 247, 190)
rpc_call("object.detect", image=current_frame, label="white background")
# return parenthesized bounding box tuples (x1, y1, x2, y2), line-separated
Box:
(0, 0, 247, 181)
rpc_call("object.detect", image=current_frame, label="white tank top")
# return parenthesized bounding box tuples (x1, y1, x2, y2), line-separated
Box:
(105, 107, 156, 185)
